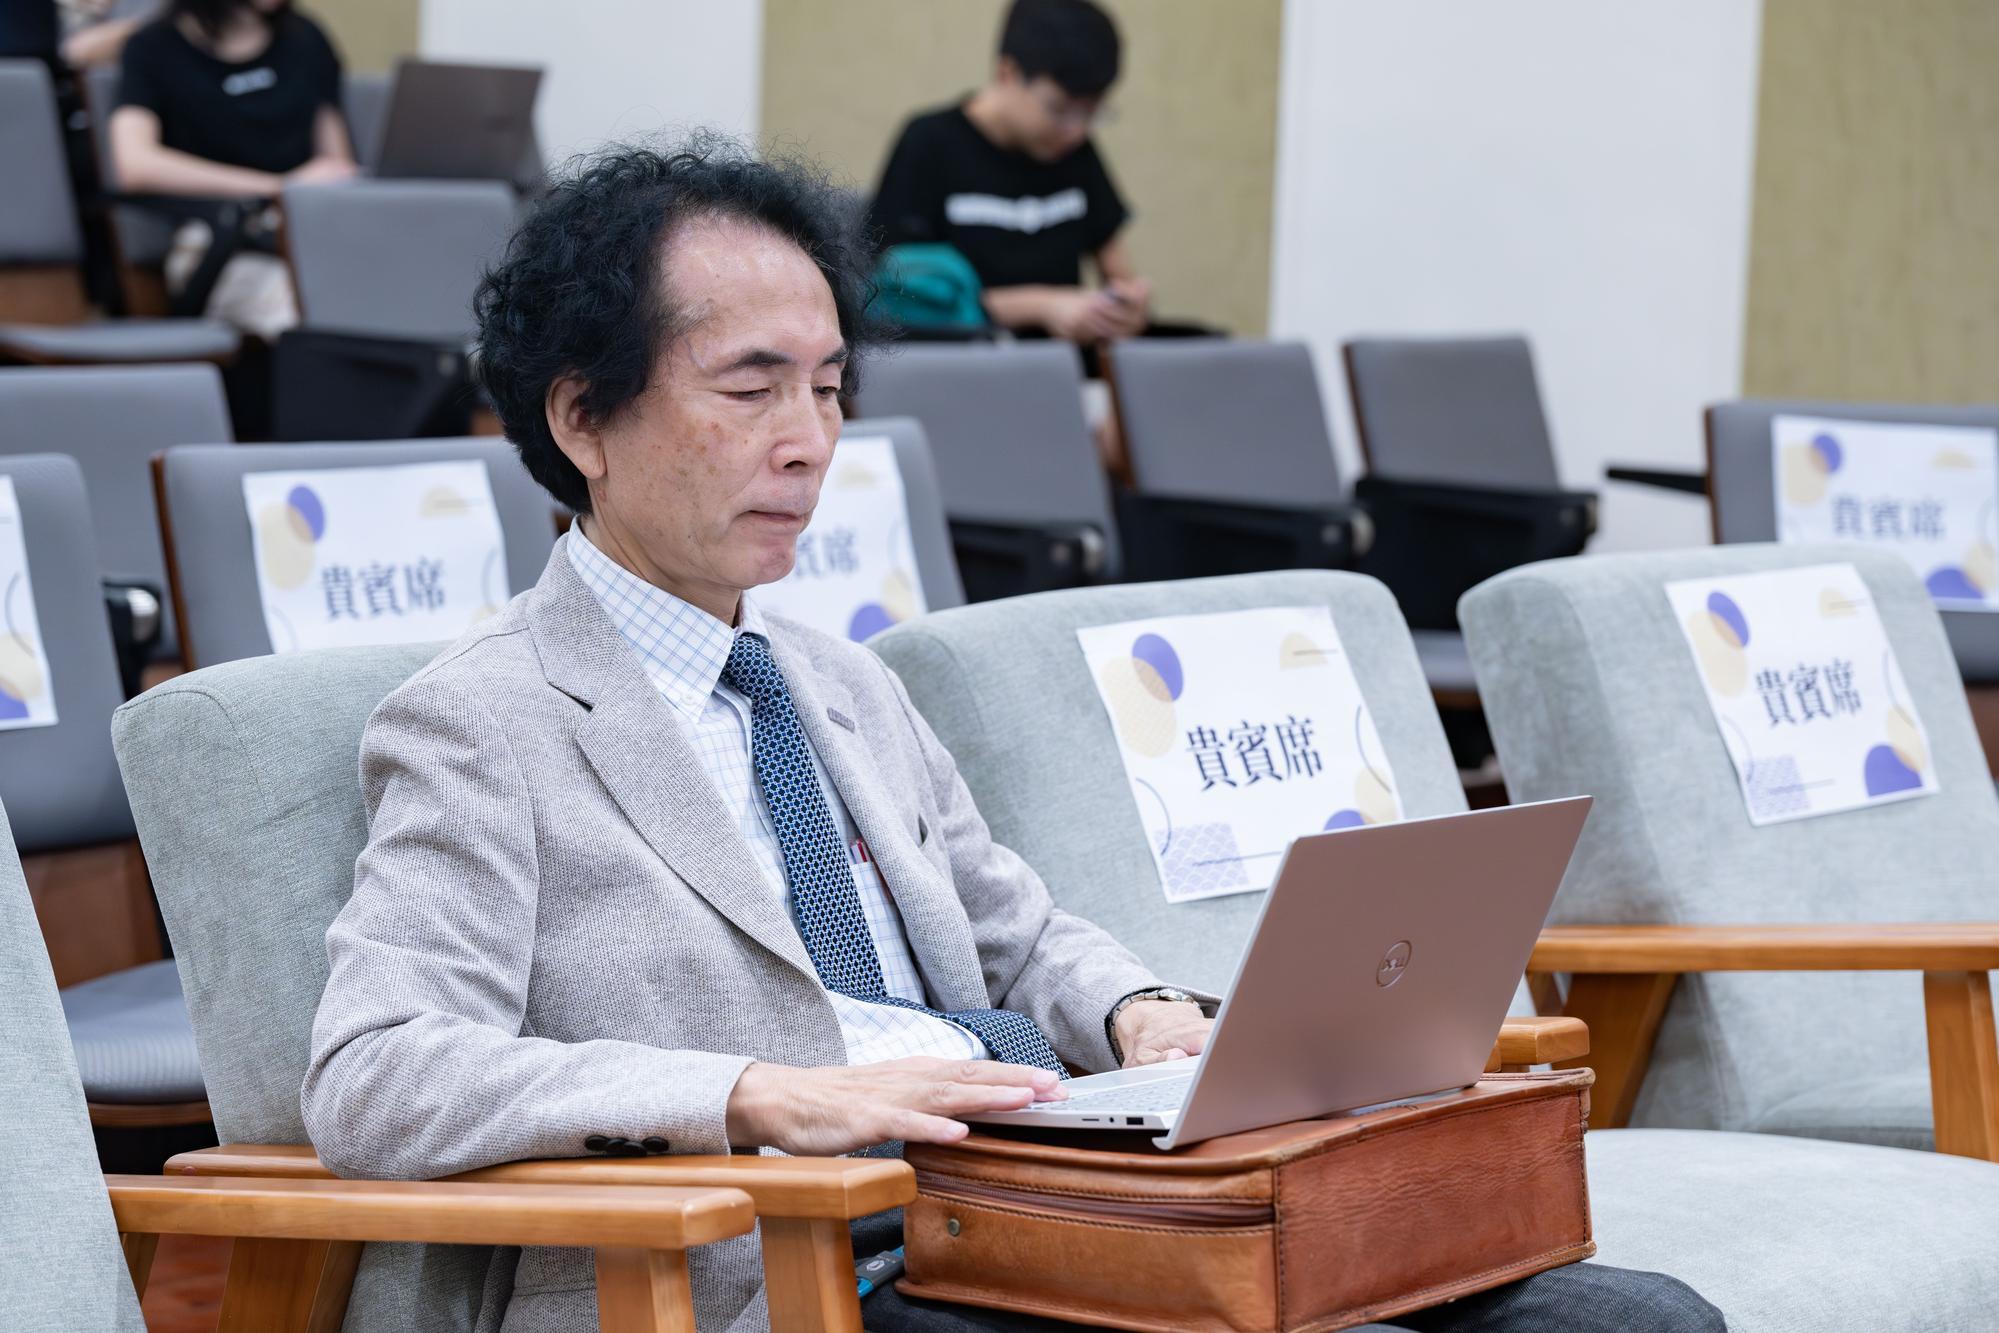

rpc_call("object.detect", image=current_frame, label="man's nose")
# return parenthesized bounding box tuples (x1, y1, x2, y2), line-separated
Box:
(773, 385, 837, 466)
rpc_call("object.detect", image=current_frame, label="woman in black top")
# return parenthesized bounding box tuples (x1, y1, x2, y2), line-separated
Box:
(108, 0, 354, 333)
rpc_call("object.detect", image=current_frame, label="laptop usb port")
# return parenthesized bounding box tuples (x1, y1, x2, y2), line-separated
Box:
(1126, 1117, 1144, 1125)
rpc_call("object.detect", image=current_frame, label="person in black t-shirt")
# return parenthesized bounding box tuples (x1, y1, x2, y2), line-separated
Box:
(867, 0, 1151, 345)
(108, 0, 353, 334)
(111, 0, 352, 197)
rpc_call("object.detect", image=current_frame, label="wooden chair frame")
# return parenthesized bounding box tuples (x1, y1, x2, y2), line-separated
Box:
(109, 1173, 753, 1333)
(1530, 923, 1999, 1160)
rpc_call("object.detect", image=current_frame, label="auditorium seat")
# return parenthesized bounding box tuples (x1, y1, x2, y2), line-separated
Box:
(110, 648, 917, 1331)
(0, 60, 238, 366)
(1105, 338, 1368, 587)
(272, 180, 516, 440)
(0, 797, 750, 1330)
(153, 437, 555, 669)
(0, 455, 203, 1133)
(0, 362, 234, 677)
(854, 342, 1120, 599)
(870, 567, 1999, 1332)
(1462, 543, 1999, 1156)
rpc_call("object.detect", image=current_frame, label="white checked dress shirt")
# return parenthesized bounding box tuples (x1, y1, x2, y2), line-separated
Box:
(569, 526, 986, 1065)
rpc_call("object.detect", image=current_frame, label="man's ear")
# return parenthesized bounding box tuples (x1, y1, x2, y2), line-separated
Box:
(546, 375, 608, 485)
(994, 55, 1023, 89)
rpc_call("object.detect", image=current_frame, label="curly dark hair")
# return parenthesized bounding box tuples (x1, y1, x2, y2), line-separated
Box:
(472, 135, 875, 513)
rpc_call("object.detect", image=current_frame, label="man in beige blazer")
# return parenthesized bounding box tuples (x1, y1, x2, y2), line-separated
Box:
(303, 136, 1721, 1333)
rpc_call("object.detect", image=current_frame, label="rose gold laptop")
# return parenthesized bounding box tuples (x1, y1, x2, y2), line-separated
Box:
(963, 797, 1592, 1149)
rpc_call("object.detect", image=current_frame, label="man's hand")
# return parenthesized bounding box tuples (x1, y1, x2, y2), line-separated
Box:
(724, 1057, 1065, 1155)
(285, 156, 360, 187)
(1115, 1000, 1212, 1068)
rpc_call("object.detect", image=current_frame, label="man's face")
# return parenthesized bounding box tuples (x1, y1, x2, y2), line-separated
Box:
(1003, 68, 1102, 161)
(586, 216, 845, 614)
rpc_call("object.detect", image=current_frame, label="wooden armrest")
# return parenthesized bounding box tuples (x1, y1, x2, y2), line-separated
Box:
(168, 1144, 913, 1220)
(1531, 923, 1999, 973)
(1488, 1015, 1590, 1071)
(107, 1175, 752, 1250)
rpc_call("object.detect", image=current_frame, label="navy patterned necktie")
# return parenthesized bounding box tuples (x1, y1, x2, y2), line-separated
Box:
(722, 632, 1067, 1076)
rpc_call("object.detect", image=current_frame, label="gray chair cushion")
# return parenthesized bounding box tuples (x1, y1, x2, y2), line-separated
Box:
(282, 180, 516, 343)
(1461, 544, 1999, 1146)
(854, 342, 1123, 576)
(0, 455, 134, 851)
(0, 800, 147, 1330)
(1708, 399, 1999, 683)
(0, 319, 241, 364)
(60, 958, 203, 1104)
(0, 364, 236, 663)
(1109, 338, 1344, 508)
(1411, 628, 1478, 695)
(113, 642, 487, 1333)
(0, 60, 85, 264)
(1344, 336, 1561, 489)
(871, 570, 1464, 995)
(1588, 1129, 1999, 1332)
(156, 438, 556, 669)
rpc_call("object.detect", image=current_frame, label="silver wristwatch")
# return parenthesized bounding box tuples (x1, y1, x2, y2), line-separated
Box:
(1105, 986, 1199, 1064)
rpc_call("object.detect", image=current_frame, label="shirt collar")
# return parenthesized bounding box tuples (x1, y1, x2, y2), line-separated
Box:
(566, 523, 769, 720)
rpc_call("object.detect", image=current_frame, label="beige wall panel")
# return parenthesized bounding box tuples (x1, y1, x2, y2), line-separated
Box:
(1744, 0, 1999, 402)
(761, 0, 1281, 335)
(308, 0, 417, 74)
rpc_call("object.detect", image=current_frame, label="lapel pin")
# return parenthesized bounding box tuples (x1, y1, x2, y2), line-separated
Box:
(827, 707, 856, 732)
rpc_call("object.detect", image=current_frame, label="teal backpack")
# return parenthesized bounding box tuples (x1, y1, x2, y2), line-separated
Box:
(868, 243, 988, 332)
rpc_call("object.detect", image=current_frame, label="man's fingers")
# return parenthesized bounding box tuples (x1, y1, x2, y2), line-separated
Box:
(926, 1081, 1038, 1115)
(894, 1110, 972, 1145)
(946, 1060, 1063, 1091)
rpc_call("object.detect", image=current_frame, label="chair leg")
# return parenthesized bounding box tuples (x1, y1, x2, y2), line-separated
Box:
(594, 1246, 695, 1333)
(1923, 970, 1999, 1161)
(1551, 972, 1677, 1129)
(216, 1236, 361, 1333)
(119, 1231, 159, 1297)
(760, 1216, 864, 1333)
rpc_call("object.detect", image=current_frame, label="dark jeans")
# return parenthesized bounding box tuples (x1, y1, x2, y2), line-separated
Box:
(852, 1211, 1725, 1333)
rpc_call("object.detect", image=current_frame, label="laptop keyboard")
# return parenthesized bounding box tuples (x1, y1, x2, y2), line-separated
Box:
(1052, 1074, 1194, 1114)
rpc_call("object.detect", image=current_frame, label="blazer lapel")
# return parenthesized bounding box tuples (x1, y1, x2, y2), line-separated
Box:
(776, 633, 991, 1008)
(527, 541, 817, 983)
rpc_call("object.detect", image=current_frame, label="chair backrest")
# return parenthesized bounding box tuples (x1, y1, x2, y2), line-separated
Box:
(869, 571, 1464, 994)
(112, 643, 479, 1328)
(1343, 335, 1561, 490)
(282, 180, 517, 343)
(0, 363, 233, 657)
(0, 455, 134, 852)
(157, 437, 557, 669)
(0, 60, 84, 266)
(85, 63, 175, 269)
(1461, 543, 1999, 1135)
(1708, 398, 1999, 683)
(0, 800, 146, 1331)
(853, 341, 1122, 575)
(342, 70, 391, 170)
(1110, 339, 1343, 508)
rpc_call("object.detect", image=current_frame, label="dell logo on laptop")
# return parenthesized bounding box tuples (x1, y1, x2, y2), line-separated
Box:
(1376, 941, 1413, 987)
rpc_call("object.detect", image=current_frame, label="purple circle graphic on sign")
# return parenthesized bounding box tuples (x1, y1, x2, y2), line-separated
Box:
(287, 485, 326, 540)
(1706, 591, 1749, 648)
(1131, 633, 1183, 700)
(1862, 744, 1922, 797)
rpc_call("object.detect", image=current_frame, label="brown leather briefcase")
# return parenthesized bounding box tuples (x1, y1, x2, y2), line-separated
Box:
(899, 1070, 1595, 1333)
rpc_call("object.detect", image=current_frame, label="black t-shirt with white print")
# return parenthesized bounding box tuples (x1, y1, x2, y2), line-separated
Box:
(867, 102, 1130, 290)
(116, 9, 343, 176)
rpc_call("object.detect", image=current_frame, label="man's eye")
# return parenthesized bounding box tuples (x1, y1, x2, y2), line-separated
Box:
(726, 389, 770, 401)
(813, 385, 841, 398)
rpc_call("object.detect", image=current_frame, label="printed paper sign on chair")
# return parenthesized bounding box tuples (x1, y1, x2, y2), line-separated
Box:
(243, 461, 509, 654)
(1667, 562, 1938, 826)
(1771, 415, 1999, 612)
(1078, 606, 1402, 904)
(0, 477, 57, 731)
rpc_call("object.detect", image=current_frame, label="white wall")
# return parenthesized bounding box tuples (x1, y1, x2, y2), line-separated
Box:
(419, 1, 763, 165)
(1269, 1, 1764, 551)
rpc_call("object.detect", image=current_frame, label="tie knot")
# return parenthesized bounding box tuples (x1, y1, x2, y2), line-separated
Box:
(723, 632, 786, 704)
